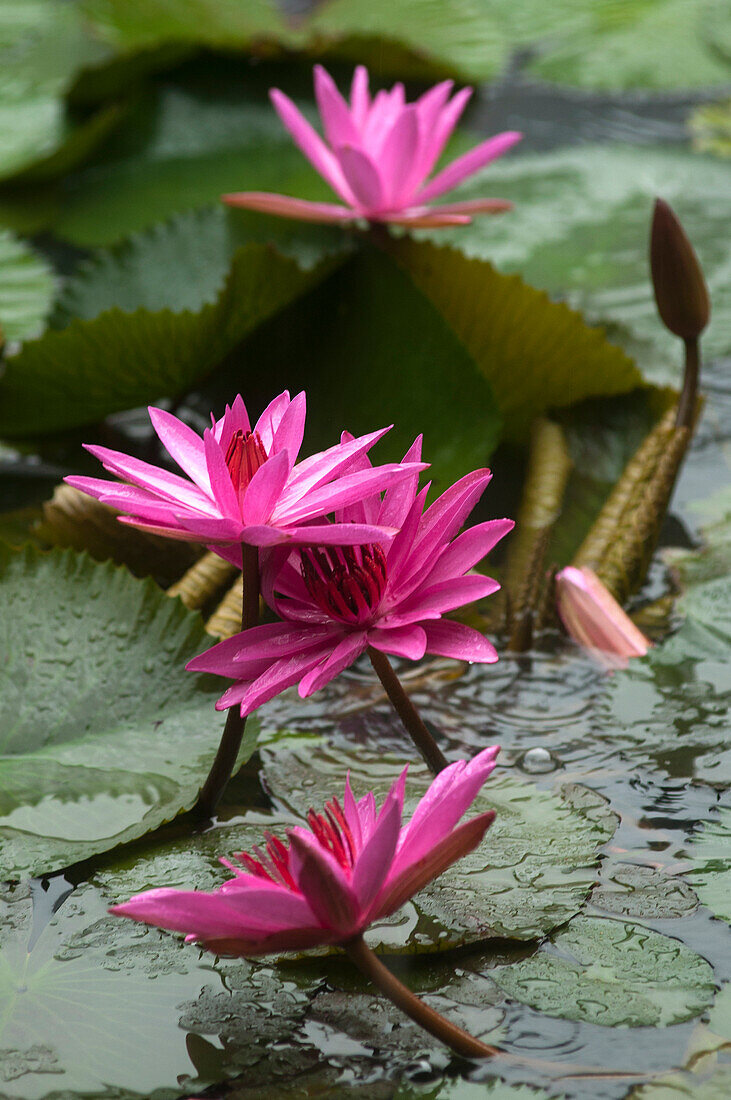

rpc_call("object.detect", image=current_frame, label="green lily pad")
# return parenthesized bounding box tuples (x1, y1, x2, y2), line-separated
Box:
(261, 740, 617, 948)
(391, 238, 642, 442)
(82, 0, 292, 52)
(0, 545, 259, 878)
(627, 1064, 731, 1100)
(400, 1085, 566, 1100)
(0, 242, 334, 439)
(684, 809, 731, 923)
(690, 99, 731, 158)
(490, 915, 716, 1027)
(424, 144, 731, 381)
(0, 231, 54, 342)
(0, 881, 312, 1099)
(596, 503, 731, 784)
(591, 865, 699, 920)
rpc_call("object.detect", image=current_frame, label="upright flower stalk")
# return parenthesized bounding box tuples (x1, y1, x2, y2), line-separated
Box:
(189, 436, 512, 774)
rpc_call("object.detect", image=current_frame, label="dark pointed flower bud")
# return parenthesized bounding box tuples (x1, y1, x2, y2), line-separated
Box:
(650, 198, 710, 340)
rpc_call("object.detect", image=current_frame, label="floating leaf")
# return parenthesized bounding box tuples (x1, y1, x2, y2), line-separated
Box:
(0, 881, 311, 1099)
(0, 545, 259, 878)
(83, 0, 292, 51)
(684, 809, 731, 923)
(424, 144, 731, 379)
(0, 242, 336, 438)
(490, 915, 715, 1027)
(391, 238, 643, 442)
(230, 246, 502, 489)
(306, 0, 509, 82)
(0, 230, 54, 342)
(261, 740, 617, 948)
(591, 865, 699, 920)
(627, 1065, 731, 1100)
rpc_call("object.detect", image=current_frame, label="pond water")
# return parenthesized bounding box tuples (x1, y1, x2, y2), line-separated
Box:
(2, 76, 730, 1100)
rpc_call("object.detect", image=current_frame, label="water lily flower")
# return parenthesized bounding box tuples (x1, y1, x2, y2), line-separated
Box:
(556, 566, 652, 670)
(188, 435, 513, 716)
(65, 392, 426, 556)
(223, 65, 521, 228)
(110, 745, 499, 955)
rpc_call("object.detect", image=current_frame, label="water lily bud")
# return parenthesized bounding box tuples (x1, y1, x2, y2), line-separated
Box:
(650, 198, 710, 340)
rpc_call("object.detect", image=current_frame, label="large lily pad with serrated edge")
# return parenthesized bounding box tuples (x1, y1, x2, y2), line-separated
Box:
(591, 865, 699, 920)
(0, 545, 259, 878)
(390, 237, 643, 442)
(0, 242, 336, 439)
(0, 881, 313, 1100)
(490, 915, 716, 1027)
(0, 231, 54, 342)
(260, 739, 617, 949)
(423, 144, 731, 381)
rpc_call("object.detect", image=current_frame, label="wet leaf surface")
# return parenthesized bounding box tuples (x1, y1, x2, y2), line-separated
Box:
(0, 232, 54, 343)
(591, 865, 698, 921)
(0, 546, 258, 878)
(489, 916, 716, 1027)
(684, 809, 731, 924)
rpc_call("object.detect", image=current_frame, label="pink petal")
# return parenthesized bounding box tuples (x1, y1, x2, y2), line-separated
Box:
(393, 574, 501, 620)
(343, 774, 363, 850)
(148, 407, 211, 492)
(242, 449, 292, 525)
(350, 65, 370, 128)
(421, 518, 514, 587)
(217, 881, 317, 930)
(280, 463, 427, 525)
(269, 88, 354, 203)
(385, 211, 472, 227)
(83, 444, 216, 513)
(379, 106, 420, 207)
(373, 811, 495, 920)
(352, 786, 402, 911)
(203, 429, 240, 517)
(417, 131, 522, 203)
(368, 624, 427, 660)
(298, 632, 368, 696)
(287, 426, 392, 500)
(270, 391, 307, 465)
(423, 619, 498, 663)
(288, 828, 358, 934)
(253, 391, 291, 453)
(393, 745, 500, 873)
(68, 481, 194, 526)
(384, 484, 430, 581)
(215, 394, 251, 447)
(556, 566, 652, 670)
(232, 645, 335, 715)
(115, 516, 203, 542)
(110, 889, 252, 940)
(314, 64, 360, 147)
(222, 191, 355, 223)
(334, 145, 385, 213)
(186, 623, 333, 678)
(240, 521, 399, 548)
(378, 436, 423, 529)
(428, 198, 513, 216)
(417, 86, 472, 182)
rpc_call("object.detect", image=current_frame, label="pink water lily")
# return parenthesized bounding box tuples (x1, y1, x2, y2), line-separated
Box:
(110, 746, 499, 955)
(65, 392, 425, 555)
(188, 435, 513, 715)
(556, 566, 652, 670)
(223, 65, 521, 227)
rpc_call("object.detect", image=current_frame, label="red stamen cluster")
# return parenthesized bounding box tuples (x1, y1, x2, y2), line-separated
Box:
(225, 429, 268, 494)
(234, 798, 356, 890)
(307, 798, 355, 870)
(301, 544, 387, 624)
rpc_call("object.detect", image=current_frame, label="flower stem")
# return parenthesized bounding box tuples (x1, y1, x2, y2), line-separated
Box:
(343, 934, 498, 1059)
(367, 647, 448, 774)
(195, 543, 260, 817)
(676, 336, 700, 429)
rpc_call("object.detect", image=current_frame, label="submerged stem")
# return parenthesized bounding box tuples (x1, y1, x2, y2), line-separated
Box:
(343, 934, 498, 1060)
(367, 647, 448, 774)
(195, 543, 260, 817)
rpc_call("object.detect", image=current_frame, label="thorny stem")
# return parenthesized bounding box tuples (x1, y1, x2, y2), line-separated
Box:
(676, 336, 700, 429)
(195, 542, 260, 817)
(343, 935, 651, 1080)
(367, 646, 448, 775)
(343, 934, 498, 1059)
